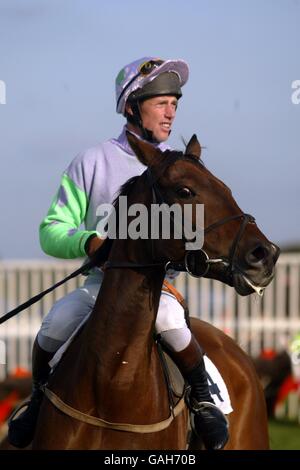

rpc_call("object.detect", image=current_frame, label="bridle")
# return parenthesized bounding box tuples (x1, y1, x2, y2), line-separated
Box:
(104, 162, 256, 280)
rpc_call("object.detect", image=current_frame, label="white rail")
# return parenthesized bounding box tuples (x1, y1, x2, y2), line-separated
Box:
(1, 255, 299, 394)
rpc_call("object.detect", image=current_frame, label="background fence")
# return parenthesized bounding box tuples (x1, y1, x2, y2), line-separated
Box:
(0, 253, 299, 380)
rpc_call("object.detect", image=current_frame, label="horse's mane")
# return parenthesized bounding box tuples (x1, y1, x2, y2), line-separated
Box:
(113, 176, 140, 207)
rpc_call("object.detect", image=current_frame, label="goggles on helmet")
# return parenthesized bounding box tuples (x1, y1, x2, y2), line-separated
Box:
(116, 60, 164, 111)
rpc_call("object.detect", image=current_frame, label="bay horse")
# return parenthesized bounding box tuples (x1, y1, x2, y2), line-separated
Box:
(32, 134, 279, 449)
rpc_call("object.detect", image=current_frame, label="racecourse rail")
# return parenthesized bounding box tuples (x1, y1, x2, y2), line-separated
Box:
(0, 254, 299, 420)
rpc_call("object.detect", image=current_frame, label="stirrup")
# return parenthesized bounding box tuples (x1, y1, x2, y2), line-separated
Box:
(185, 387, 229, 450)
(189, 397, 225, 416)
(185, 385, 220, 413)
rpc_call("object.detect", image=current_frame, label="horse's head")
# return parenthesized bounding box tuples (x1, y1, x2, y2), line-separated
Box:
(126, 132, 280, 296)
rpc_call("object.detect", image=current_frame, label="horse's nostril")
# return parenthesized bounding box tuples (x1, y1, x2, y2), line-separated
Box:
(247, 244, 269, 264)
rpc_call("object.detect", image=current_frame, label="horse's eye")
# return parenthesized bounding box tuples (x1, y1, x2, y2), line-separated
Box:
(176, 187, 194, 199)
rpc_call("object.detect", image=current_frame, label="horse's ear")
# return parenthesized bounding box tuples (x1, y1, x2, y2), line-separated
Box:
(126, 132, 163, 167)
(185, 134, 201, 160)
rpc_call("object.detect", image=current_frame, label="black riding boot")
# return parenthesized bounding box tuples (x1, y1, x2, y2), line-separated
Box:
(8, 338, 54, 448)
(167, 335, 229, 450)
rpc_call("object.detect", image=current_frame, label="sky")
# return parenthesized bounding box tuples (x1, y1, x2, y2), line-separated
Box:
(0, 0, 299, 259)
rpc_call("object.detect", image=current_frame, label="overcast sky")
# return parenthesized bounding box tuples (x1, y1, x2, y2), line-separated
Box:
(0, 0, 299, 259)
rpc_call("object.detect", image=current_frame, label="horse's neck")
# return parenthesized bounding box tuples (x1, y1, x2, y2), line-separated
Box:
(83, 241, 165, 384)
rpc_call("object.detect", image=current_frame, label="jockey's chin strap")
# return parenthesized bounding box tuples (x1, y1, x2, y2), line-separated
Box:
(104, 167, 256, 280)
(127, 102, 162, 144)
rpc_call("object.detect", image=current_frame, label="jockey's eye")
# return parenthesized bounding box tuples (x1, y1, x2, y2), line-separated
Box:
(176, 187, 194, 199)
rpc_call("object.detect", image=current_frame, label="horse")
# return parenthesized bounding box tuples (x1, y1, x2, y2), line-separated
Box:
(32, 134, 279, 449)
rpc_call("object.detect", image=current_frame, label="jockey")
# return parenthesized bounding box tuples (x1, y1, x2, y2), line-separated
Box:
(8, 57, 229, 450)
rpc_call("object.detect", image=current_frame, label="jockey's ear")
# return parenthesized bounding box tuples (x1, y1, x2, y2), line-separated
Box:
(126, 131, 163, 167)
(185, 134, 201, 160)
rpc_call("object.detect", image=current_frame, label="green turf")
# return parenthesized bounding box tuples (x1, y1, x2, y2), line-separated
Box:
(269, 419, 300, 450)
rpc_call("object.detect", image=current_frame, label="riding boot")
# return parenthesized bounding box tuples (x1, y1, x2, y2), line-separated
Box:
(8, 338, 54, 448)
(166, 335, 229, 450)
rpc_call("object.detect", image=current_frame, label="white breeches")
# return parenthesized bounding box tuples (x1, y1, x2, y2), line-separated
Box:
(38, 272, 190, 353)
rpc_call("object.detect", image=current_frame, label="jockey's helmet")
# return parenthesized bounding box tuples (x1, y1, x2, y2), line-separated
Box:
(115, 57, 189, 116)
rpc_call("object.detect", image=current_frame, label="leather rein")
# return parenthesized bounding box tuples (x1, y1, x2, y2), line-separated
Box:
(0, 160, 255, 326)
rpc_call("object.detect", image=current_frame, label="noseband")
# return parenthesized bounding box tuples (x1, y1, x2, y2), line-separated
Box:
(166, 212, 255, 278)
(105, 166, 256, 279)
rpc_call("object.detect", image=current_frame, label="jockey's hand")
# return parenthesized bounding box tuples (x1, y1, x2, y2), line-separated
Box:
(85, 235, 106, 257)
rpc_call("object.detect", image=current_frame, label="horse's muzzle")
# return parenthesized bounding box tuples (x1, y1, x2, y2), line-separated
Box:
(232, 242, 280, 296)
(232, 271, 269, 296)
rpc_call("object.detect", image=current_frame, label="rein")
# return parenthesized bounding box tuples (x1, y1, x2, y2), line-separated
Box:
(0, 160, 255, 325)
(4, 154, 258, 435)
(0, 240, 114, 325)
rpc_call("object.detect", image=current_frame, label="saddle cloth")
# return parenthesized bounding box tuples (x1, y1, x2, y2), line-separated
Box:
(163, 351, 233, 415)
(203, 356, 232, 414)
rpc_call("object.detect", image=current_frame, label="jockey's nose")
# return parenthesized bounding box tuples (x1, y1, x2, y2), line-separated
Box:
(165, 104, 176, 119)
(246, 242, 280, 266)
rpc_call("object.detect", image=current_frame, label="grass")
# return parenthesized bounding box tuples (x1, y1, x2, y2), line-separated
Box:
(269, 419, 300, 450)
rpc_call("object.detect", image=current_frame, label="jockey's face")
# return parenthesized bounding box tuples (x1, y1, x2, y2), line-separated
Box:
(126, 95, 178, 143)
(139, 95, 178, 142)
